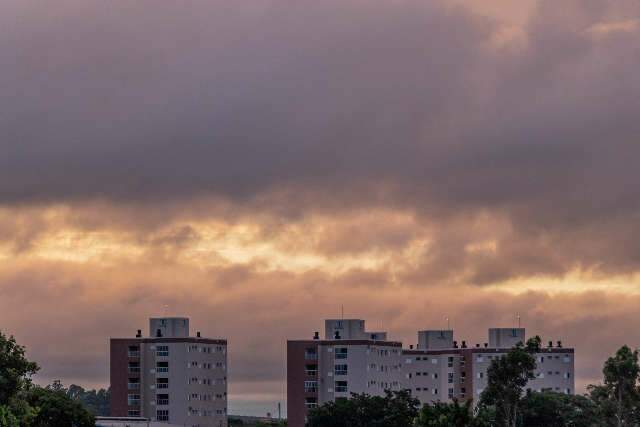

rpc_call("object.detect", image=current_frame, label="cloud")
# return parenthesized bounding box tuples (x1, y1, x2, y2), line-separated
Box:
(1, 0, 640, 415)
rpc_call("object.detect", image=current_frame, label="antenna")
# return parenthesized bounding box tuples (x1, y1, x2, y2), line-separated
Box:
(341, 305, 344, 320)
(446, 317, 450, 330)
(517, 314, 521, 328)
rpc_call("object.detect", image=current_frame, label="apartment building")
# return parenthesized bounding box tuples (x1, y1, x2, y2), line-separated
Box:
(287, 320, 404, 427)
(110, 317, 228, 427)
(287, 320, 575, 427)
(404, 328, 575, 403)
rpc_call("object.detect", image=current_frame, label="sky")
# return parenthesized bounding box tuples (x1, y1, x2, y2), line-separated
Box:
(1, 0, 639, 416)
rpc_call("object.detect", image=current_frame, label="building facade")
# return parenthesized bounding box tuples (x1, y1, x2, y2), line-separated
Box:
(287, 320, 575, 427)
(110, 318, 228, 427)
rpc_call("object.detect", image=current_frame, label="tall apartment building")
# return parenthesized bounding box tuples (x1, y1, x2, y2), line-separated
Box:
(110, 317, 228, 427)
(287, 319, 575, 427)
(404, 328, 574, 403)
(287, 320, 404, 427)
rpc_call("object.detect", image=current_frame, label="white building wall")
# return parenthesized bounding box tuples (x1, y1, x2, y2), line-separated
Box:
(317, 343, 403, 405)
(140, 340, 227, 427)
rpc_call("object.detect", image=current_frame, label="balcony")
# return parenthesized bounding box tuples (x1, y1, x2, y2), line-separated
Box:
(128, 367, 140, 374)
(156, 383, 169, 389)
(128, 350, 140, 358)
(127, 383, 140, 390)
(156, 399, 169, 406)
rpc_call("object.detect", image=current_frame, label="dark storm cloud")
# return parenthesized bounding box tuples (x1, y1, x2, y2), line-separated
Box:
(1, 1, 640, 277)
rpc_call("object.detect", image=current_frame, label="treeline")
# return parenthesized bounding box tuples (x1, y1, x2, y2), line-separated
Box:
(309, 338, 640, 426)
(0, 331, 109, 426)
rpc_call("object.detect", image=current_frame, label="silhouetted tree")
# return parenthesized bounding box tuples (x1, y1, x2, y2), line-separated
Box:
(518, 391, 598, 427)
(479, 336, 541, 427)
(415, 399, 475, 427)
(308, 390, 419, 427)
(587, 346, 640, 426)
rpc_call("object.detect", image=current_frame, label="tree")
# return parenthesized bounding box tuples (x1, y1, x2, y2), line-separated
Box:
(479, 336, 541, 427)
(415, 399, 475, 427)
(587, 345, 640, 426)
(0, 331, 39, 405)
(24, 385, 95, 427)
(308, 390, 419, 427)
(0, 405, 19, 427)
(518, 391, 598, 427)
(67, 384, 110, 416)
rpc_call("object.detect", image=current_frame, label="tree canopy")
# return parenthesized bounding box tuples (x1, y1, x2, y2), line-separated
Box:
(0, 330, 95, 426)
(308, 390, 420, 427)
(479, 336, 541, 427)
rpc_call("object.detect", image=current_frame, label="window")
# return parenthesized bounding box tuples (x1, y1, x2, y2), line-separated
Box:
(335, 348, 348, 360)
(565, 372, 571, 379)
(127, 378, 140, 390)
(431, 358, 438, 364)
(127, 394, 140, 406)
(563, 356, 571, 363)
(128, 362, 140, 373)
(127, 346, 140, 358)
(157, 409, 169, 421)
(448, 372, 454, 384)
(304, 380, 318, 393)
(433, 388, 438, 395)
(335, 364, 348, 376)
(305, 365, 318, 376)
(335, 381, 348, 393)
(448, 388, 454, 398)
(433, 373, 438, 379)
(156, 394, 169, 406)
(476, 356, 484, 362)
(156, 345, 169, 357)
(128, 410, 140, 417)
(156, 361, 169, 373)
(305, 348, 318, 360)
(477, 372, 484, 379)
(448, 357, 454, 368)
(157, 378, 169, 389)
(305, 397, 318, 409)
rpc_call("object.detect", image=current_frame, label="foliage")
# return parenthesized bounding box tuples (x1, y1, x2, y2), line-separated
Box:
(66, 384, 110, 416)
(587, 345, 640, 426)
(24, 385, 95, 427)
(517, 391, 598, 427)
(479, 336, 541, 427)
(0, 405, 19, 427)
(414, 399, 475, 427)
(308, 390, 420, 427)
(0, 331, 95, 426)
(0, 332, 39, 405)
